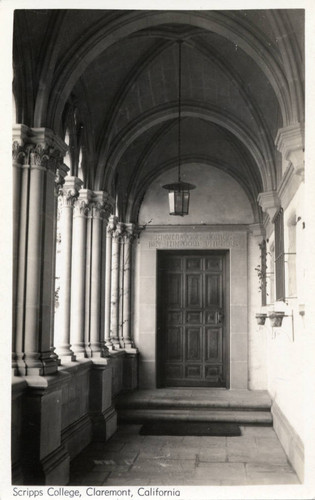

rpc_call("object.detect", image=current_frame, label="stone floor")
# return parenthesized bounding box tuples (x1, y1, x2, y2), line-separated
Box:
(69, 424, 300, 486)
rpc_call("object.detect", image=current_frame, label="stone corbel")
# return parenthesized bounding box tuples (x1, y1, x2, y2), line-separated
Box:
(275, 123, 304, 177)
(248, 223, 265, 238)
(257, 191, 281, 222)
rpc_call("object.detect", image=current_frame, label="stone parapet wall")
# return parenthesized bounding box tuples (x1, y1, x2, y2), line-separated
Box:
(11, 352, 138, 485)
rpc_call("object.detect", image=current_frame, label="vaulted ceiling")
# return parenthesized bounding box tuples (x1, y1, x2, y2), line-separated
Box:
(13, 9, 304, 222)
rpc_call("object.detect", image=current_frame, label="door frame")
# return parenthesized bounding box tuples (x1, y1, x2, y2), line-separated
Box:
(156, 249, 230, 388)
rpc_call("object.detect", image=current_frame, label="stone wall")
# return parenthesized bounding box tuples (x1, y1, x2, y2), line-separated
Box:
(11, 354, 136, 485)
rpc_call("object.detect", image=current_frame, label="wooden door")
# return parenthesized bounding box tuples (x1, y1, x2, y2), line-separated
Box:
(157, 251, 228, 387)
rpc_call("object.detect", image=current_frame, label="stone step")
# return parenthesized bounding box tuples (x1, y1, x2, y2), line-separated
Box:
(117, 408, 273, 425)
(116, 398, 271, 411)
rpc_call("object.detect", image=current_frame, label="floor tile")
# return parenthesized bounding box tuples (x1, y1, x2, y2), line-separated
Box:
(198, 448, 227, 462)
(69, 423, 299, 486)
(195, 462, 246, 482)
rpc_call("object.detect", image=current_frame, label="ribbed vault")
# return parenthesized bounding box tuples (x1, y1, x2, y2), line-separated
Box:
(13, 9, 304, 223)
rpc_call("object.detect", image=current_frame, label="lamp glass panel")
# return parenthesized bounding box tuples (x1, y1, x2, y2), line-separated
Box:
(168, 191, 175, 214)
(167, 189, 190, 215)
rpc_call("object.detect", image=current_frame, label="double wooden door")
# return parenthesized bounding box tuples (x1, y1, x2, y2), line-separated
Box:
(157, 251, 228, 387)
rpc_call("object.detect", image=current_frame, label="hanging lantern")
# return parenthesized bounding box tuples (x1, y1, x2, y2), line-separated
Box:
(162, 181, 196, 216)
(163, 40, 195, 216)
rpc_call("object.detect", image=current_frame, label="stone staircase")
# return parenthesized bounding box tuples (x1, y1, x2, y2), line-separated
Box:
(115, 389, 273, 426)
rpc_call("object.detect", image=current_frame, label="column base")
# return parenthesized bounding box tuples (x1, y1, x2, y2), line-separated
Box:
(111, 339, 122, 350)
(23, 353, 58, 376)
(86, 344, 103, 358)
(72, 351, 86, 360)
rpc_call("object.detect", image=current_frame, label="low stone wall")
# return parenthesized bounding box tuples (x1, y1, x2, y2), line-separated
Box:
(11, 352, 138, 485)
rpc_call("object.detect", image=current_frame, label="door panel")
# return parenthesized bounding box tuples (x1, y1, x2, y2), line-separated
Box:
(158, 251, 227, 387)
(186, 327, 202, 360)
(186, 274, 202, 307)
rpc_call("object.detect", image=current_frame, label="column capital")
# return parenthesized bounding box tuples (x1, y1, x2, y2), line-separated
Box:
(73, 188, 93, 216)
(275, 122, 304, 176)
(257, 191, 281, 222)
(107, 214, 118, 234)
(91, 191, 114, 220)
(13, 125, 68, 166)
(124, 223, 136, 243)
(112, 221, 124, 240)
(59, 176, 83, 207)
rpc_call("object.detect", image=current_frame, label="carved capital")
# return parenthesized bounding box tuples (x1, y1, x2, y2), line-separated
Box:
(91, 191, 107, 219)
(112, 222, 124, 240)
(107, 214, 118, 235)
(257, 191, 281, 221)
(73, 189, 93, 217)
(59, 176, 83, 207)
(91, 192, 114, 222)
(124, 223, 136, 243)
(12, 141, 26, 165)
(55, 163, 70, 196)
(275, 123, 304, 176)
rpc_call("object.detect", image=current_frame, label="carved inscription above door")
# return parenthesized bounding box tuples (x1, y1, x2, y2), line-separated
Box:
(157, 251, 227, 387)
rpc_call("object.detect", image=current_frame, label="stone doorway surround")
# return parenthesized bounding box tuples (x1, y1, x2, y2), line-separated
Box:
(134, 225, 248, 389)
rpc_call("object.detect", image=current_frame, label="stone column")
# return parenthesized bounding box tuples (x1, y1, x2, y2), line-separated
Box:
(70, 189, 93, 359)
(104, 215, 117, 349)
(48, 163, 69, 364)
(89, 192, 110, 358)
(12, 130, 29, 374)
(118, 233, 125, 348)
(110, 221, 123, 349)
(13, 128, 68, 376)
(100, 202, 113, 355)
(55, 177, 82, 362)
(123, 224, 135, 348)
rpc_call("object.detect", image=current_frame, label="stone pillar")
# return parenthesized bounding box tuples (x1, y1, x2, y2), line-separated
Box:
(12, 126, 68, 376)
(110, 222, 124, 349)
(118, 232, 125, 348)
(12, 130, 29, 374)
(100, 201, 113, 355)
(104, 215, 117, 349)
(123, 224, 135, 348)
(55, 177, 82, 362)
(70, 189, 93, 359)
(48, 163, 69, 364)
(89, 192, 111, 358)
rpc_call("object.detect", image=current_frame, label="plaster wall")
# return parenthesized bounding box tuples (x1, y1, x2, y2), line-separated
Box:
(263, 183, 305, 441)
(247, 227, 268, 389)
(138, 164, 255, 226)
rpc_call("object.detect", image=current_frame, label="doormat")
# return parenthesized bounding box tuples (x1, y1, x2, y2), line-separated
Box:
(139, 421, 241, 436)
